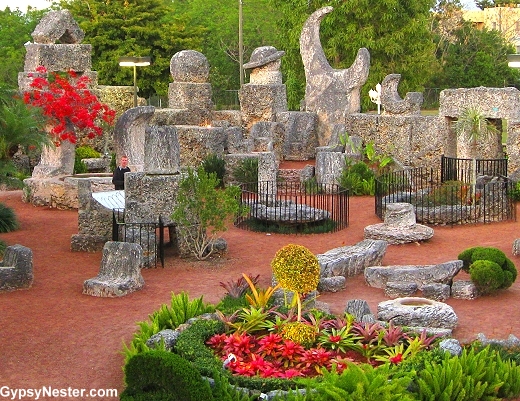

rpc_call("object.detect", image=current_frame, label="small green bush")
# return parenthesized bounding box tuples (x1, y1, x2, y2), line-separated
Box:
(216, 294, 249, 315)
(413, 345, 520, 401)
(121, 349, 213, 401)
(0, 202, 18, 232)
(420, 180, 468, 207)
(470, 260, 505, 295)
(232, 158, 258, 185)
(171, 167, 244, 260)
(471, 247, 506, 267)
(74, 146, 101, 174)
(508, 181, 520, 201)
(202, 153, 226, 188)
(339, 161, 375, 196)
(458, 246, 518, 293)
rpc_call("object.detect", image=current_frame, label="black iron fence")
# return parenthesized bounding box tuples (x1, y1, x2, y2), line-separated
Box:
(375, 165, 516, 225)
(236, 181, 349, 234)
(441, 155, 508, 183)
(112, 209, 171, 267)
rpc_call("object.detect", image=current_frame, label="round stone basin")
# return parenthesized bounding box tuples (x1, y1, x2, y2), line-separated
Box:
(377, 297, 457, 329)
(396, 297, 435, 307)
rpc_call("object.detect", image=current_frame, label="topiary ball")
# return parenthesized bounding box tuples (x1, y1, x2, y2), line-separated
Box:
(471, 247, 506, 267)
(469, 260, 505, 295)
(271, 244, 320, 294)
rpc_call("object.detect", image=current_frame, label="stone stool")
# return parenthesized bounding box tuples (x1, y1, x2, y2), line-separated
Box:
(364, 202, 434, 244)
(83, 241, 144, 297)
(0, 244, 33, 292)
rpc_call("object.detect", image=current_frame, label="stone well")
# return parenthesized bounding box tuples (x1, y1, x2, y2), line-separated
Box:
(377, 296, 458, 329)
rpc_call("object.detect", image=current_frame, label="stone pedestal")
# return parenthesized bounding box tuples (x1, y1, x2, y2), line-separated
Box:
(364, 203, 434, 244)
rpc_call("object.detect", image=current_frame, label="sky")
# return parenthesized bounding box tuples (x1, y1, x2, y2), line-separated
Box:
(1, 0, 480, 12)
(0, 0, 53, 11)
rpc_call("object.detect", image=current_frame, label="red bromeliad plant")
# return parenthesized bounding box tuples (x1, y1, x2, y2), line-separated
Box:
(206, 332, 351, 378)
(22, 66, 116, 145)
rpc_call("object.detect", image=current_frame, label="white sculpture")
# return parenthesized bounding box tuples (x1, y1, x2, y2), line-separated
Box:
(369, 83, 382, 114)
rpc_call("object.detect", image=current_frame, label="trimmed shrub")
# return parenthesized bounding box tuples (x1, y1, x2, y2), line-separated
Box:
(459, 246, 518, 293)
(121, 349, 213, 401)
(470, 260, 505, 295)
(174, 318, 224, 376)
(471, 247, 506, 267)
(0, 202, 18, 232)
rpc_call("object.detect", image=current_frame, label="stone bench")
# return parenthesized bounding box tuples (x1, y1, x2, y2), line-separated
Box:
(83, 241, 144, 297)
(364, 260, 462, 289)
(0, 244, 33, 292)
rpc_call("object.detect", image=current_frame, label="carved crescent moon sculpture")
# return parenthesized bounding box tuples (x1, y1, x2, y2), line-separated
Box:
(380, 74, 423, 115)
(300, 6, 370, 146)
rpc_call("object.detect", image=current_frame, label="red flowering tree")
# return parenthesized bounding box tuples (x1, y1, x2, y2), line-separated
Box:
(23, 66, 116, 145)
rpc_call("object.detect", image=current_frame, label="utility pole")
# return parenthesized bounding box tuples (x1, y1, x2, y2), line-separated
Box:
(239, 0, 244, 87)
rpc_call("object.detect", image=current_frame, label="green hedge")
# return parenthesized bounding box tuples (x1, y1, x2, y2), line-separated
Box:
(121, 349, 213, 401)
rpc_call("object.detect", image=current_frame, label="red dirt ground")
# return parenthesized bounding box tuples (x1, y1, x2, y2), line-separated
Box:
(1, 173, 520, 400)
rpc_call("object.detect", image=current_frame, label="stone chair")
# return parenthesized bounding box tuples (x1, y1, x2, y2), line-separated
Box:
(83, 241, 144, 297)
(0, 244, 33, 292)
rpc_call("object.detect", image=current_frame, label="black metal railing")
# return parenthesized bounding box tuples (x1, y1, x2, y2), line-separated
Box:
(112, 209, 171, 267)
(441, 155, 508, 183)
(236, 181, 349, 234)
(375, 167, 516, 225)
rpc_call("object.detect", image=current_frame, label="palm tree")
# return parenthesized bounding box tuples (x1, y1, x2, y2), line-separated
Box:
(0, 86, 50, 187)
(454, 105, 498, 199)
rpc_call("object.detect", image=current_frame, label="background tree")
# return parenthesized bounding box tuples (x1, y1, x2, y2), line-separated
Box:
(428, 10, 520, 89)
(0, 84, 49, 187)
(0, 7, 44, 88)
(268, 0, 438, 111)
(171, 0, 280, 106)
(476, 0, 520, 9)
(58, 0, 206, 98)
